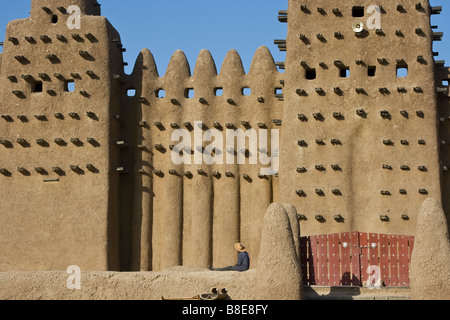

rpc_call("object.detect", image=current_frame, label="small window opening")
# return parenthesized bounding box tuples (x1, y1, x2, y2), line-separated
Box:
(52, 15, 58, 24)
(368, 66, 376, 77)
(214, 88, 223, 96)
(352, 6, 365, 17)
(64, 80, 75, 92)
(396, 60, 408, 77)
(396, 66, 408, 77)
(443, 80, 449, 86)
(156, 89, 165, 99)
(127, 88, 136, 97)
(275, 87, 283, 95)
(242, 87, 251, 96)
(185, 88, 194, 99)
(32, 81, 43, 93)
(305, 69, 316, 80)
(340, 67, 350, 78)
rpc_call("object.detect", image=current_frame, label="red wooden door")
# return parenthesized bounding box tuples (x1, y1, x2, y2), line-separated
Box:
(398, 235, 411, 286)
(389, 235, 399, 286)
(309, 235, 318, 285)
(340, 232, 352, 286)
(300, 232, 414, 287)
(317, 234, 329, 286)
(350, 231, 361, 286)
(359, 232, 369, 285)
(328, 233, 340, 286)
(379, 234, 390, 286)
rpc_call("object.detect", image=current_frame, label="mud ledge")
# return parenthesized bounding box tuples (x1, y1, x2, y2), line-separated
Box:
(0, 269, 412, 301)
(0, 268, 257, 300)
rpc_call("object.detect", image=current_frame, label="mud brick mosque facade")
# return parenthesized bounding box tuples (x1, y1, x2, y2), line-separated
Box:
(0, 0, 449, 278)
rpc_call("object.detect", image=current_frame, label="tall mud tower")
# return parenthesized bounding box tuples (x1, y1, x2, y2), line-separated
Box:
(0, 0, 124, 271)
(280, 0, 446, 236)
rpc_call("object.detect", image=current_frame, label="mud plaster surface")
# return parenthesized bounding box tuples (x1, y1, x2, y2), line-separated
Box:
(0, 267, 257, 300)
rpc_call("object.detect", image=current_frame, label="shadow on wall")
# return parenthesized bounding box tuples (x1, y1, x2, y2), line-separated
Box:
(304, 281, 362, 300)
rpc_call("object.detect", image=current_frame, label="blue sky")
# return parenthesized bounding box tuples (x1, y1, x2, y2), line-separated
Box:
(1, 0, 448, 76)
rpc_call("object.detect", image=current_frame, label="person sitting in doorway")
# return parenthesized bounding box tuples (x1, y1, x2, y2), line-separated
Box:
(210, 243, 250, 272)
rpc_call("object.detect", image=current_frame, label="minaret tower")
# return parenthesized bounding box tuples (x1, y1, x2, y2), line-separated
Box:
(280, 1, 443, 236)
(0, 0, 124, 271)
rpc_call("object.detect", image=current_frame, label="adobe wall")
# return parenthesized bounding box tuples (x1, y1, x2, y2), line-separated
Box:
(280, 0, 443, 236)
(120, 46, 283, 271)
(0, 201, 304, 301)
(0, 0, 123, 271)
(1, 0, 448, 274)
(0, 0, 284, 272)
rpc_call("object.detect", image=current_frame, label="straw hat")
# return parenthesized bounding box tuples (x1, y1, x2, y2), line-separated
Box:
(234, 243, 246, 252)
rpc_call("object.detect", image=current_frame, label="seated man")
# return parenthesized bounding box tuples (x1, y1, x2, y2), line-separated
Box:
(211, 243, 250, 272)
